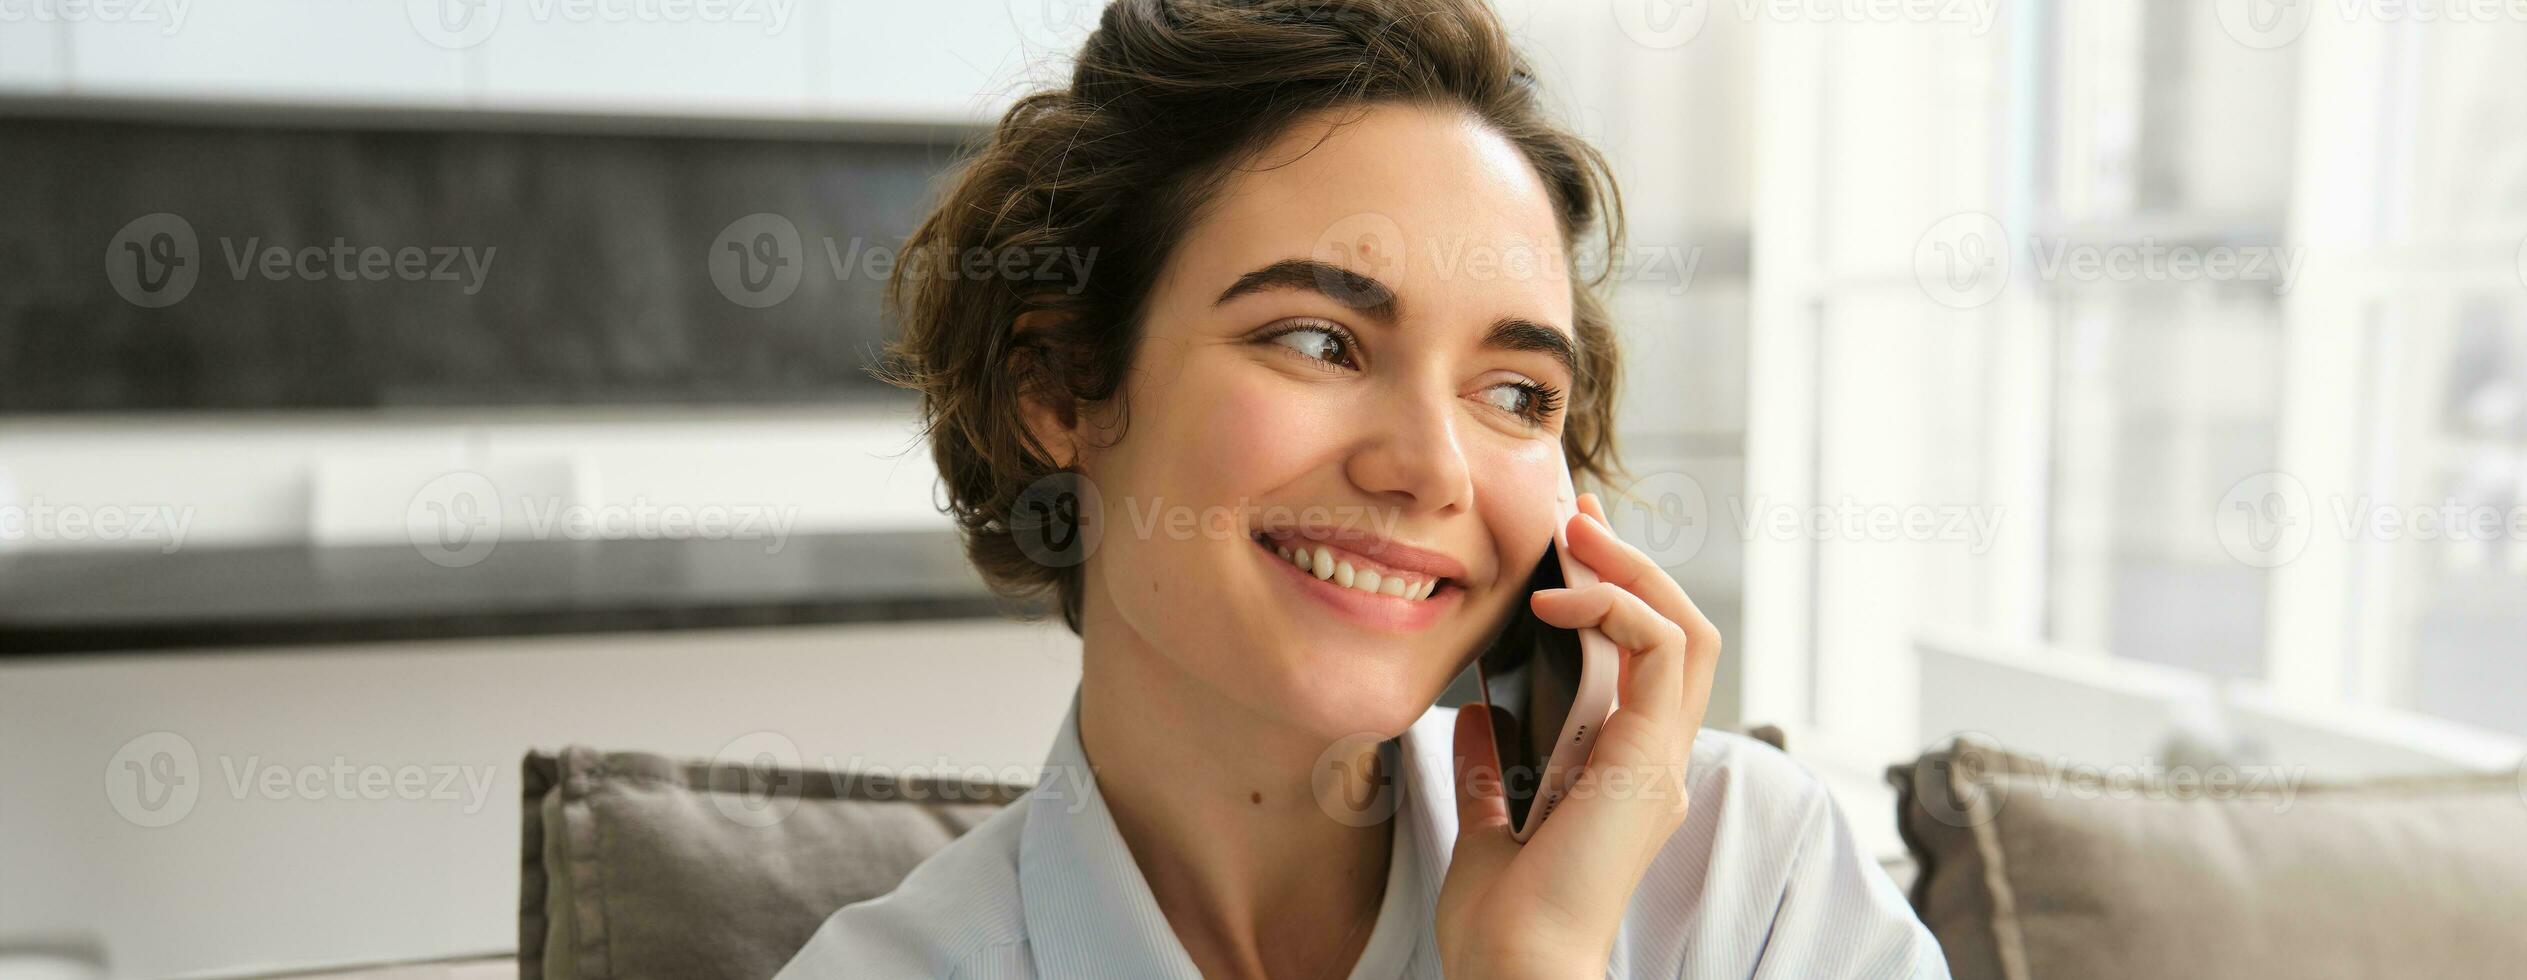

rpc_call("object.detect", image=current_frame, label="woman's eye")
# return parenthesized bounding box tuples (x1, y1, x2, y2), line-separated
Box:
(1480, 384, 1532, 415)
(1479, 380, 1565, 427)
(1266, 324, 1358, 370)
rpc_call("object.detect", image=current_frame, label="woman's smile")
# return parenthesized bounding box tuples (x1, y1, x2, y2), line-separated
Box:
(1249, 526, 1467, 633)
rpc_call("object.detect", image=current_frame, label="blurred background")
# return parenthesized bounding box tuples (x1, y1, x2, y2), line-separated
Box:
(2, 1, 2523, 976)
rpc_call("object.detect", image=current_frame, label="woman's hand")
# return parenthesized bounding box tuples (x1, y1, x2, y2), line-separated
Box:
(1435, 492, 1725, 980)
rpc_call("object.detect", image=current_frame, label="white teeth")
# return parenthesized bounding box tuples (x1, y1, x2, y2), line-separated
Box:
(1264, 535, 1441, 601)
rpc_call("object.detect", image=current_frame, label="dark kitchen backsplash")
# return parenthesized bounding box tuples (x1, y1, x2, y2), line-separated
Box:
(0, 108, 973, 413)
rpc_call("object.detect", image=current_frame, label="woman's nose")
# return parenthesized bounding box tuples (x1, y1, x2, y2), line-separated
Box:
(1342, 386, 1473, 515)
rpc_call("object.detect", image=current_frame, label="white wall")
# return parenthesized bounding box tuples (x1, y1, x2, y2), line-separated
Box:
(0, 0, 1066, 124)
(0, 407, 952, 554)
(0, 619, 1085, 978)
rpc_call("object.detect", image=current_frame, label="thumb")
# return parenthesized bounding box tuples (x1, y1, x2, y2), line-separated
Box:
(1448, 703, 1519, 880)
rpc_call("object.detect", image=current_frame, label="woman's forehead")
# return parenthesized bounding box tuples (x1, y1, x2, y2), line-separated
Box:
(1161, 103, 1577, 331)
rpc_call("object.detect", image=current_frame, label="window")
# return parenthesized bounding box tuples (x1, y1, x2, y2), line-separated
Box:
(1743, 3, 2527, 774)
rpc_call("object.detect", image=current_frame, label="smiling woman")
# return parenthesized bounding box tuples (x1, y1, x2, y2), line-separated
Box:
(881, 7, 1626, 640)
(778, 2, 1949, 979)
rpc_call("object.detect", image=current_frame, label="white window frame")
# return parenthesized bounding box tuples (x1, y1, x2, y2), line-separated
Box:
(1737, 7, 2527, 818)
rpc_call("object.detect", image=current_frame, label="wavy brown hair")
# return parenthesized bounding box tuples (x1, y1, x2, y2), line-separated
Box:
(880, 0, 1628, 633)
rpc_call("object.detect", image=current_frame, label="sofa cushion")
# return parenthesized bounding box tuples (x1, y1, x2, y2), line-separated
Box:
(519, 746, 1027, 980)
(1888, 737, 2527, 980)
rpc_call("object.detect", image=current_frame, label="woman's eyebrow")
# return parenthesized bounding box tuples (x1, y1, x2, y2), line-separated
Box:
(1485, 317, 1578, 379)
(1213, 259, 1399, 322)
(1215, 259, 1573, 376)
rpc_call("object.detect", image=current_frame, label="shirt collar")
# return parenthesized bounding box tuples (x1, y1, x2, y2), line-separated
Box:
(1018, 686, 1457, 979)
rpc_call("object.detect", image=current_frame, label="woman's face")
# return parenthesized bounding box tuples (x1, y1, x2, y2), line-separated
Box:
(1071, 102, 1580, 743)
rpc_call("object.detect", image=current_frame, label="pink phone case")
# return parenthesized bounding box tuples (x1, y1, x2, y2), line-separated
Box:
(1504, 461, 1620, 843)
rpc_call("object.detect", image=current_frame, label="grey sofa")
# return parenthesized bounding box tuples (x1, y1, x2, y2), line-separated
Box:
(256, 733, 2527, 980)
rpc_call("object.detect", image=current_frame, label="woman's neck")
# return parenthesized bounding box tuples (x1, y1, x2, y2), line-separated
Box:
(1075, 616, 1396, 980)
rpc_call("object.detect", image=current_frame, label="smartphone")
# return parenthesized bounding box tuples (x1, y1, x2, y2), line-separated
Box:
(1472, 458, 1619, 842)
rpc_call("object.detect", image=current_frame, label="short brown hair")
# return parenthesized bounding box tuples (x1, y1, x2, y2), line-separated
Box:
(881, 0, 1627, 633)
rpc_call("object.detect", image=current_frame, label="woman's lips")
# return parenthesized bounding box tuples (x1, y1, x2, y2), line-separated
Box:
(1252, 533, 1458, 632)
(1266, 534, 1444, 600)
(1256, 526, 1469, 582)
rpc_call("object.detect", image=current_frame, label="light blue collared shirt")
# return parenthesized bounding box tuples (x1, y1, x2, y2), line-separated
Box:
(776, 688, 1949, 979)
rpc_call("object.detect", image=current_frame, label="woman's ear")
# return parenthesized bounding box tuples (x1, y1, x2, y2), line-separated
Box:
(1011, 307, 1082, 470)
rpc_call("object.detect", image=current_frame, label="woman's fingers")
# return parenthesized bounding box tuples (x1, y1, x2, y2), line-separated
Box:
(1564, 502, 1710, 649)
(1559, 503, 1724, 726)
(1447, 703, 1519, 880)
(1507, 584, 1699, 912)
(1577, 491, 1610, 526)
(1529, 582, 1689, 727)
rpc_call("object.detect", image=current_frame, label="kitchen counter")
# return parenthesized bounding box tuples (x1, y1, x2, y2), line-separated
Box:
(0, 529, 1032, 655)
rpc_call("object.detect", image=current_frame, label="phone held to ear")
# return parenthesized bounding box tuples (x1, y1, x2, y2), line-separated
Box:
(1472, 457, 1619, 843)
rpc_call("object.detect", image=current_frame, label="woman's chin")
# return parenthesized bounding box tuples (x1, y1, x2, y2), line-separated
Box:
(1269, 661, 1439, 745)
(1165, 610, 1459, 745)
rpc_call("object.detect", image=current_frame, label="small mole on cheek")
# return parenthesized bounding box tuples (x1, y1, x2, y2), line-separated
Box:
(1250, 791, 1263, 805)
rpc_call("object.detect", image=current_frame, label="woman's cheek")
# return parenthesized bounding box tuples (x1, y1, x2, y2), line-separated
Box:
(1487, 440, 1567, 553)
(1188, 375, 1326, 480)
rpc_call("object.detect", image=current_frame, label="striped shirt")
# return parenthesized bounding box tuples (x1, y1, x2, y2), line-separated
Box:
(775, 688, 1951, 979)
